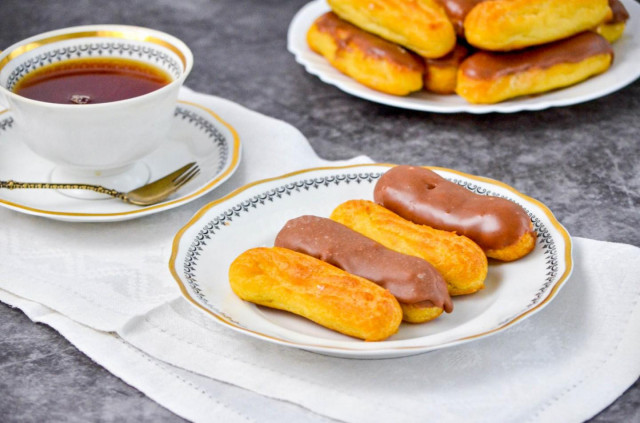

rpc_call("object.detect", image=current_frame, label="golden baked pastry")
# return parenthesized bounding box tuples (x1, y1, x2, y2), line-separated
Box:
(594, 0, 629, 43)
(456, 31, 614, 104)
(274, 215, 453, 323)
(229, 247, 402, 341)
(463, 0, 611, 51)
(331, 200, 488, 296)
(307, 12, 425, 95)
(374, 165, 537, 261)
(401, 302, 446, 323)
(595, 22, 627, 43)
(424, 43, 470, 94)
(326, 0, 456, 58)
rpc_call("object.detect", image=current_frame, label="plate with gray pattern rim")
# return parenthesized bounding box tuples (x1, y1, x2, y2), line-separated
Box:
(287, 0, 640, 114)
(170, 164, 573, 359)
(0, 99, 241, 222)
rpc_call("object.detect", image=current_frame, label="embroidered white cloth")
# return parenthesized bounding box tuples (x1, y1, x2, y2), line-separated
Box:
(1, 88, 639, 423)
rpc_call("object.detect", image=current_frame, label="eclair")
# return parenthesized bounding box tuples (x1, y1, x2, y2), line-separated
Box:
(326, 0, 456, 58)
(423, 43, 470, 94)
(229, 247, 402, 341)
(594, 0, 629, 43)
(456, 31, 614, 104)
(275, 215, 453, 323)
(373, 165, 536, 261)
(462, 0, 611, 51)
(307, 12, 425, 95)
(331, 200, 488, 296)
(433, 0, 486, 37)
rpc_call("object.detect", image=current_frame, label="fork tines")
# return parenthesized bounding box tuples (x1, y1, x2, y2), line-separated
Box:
(173, 163, 200, 189)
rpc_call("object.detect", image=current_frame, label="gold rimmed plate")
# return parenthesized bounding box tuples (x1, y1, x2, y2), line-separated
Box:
(0, 98, 241, 222)
(169, 164, 573, 359)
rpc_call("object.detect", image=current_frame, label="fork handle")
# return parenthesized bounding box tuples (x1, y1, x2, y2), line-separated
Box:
(0, 180, 126, 200)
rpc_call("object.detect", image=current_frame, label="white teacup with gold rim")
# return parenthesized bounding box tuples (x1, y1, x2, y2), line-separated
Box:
(0, 25, 193, 197)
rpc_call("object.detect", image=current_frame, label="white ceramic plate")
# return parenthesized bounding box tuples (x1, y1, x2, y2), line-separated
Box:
(287, 0, 640, 114)
(170, 164, 573, 358)
(0, 99, 241, 222)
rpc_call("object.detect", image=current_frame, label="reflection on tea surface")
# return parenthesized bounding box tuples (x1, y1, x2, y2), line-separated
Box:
(13, 57, 173, 104)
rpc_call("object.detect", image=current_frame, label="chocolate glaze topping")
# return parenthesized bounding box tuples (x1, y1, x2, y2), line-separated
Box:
(425, 43, 469, 68)
(608, 0, 630, 24)
(460, 31, 614, 80)
(314, 12, 424, 72)
(275, 215, 452, 311)
(374, 166, 533, 251)
(434, 0, 487, 35)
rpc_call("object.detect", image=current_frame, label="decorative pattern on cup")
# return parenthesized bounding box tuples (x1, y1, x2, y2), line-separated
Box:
(5, 42, 182, 91)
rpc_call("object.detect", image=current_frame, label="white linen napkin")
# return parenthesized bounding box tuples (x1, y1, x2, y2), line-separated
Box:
(1, 88, 639, 423)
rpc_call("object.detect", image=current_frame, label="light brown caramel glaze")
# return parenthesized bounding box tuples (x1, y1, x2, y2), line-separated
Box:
(425, 43, 470, 68)
(608, 0, 629, 23)
(460, 31, 613, 80)
(314, 12, 424, 72)
(275, 215, 452, 312)
(434, 0, 486, 35)
(373, 166, 534, 251)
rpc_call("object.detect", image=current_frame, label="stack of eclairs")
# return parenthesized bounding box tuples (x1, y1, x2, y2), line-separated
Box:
(305, 0, 629, 103)
(229, 166, 538, 341)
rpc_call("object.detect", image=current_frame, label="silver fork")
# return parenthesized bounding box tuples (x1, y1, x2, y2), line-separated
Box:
(0, 162, 200, 206)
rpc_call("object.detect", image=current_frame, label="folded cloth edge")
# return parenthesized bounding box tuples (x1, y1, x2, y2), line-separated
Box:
(1, 238, 639, 423)
(0, 289, 255, 423)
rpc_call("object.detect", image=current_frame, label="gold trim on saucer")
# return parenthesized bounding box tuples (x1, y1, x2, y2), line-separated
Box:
(0, 100, 241, 219)
(168, 164, 574, 354)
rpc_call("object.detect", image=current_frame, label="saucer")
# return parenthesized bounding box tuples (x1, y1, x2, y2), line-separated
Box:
(0, 100, 241, 222)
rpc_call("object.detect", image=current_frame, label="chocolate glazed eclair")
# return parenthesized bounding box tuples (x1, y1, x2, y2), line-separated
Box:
(275, 215, 453, 323)
(374, 165, 537, 261)
(455, 31, 614, 104)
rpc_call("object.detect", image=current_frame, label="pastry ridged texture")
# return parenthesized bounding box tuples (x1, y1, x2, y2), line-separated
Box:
(229, 247, 403, 341)
(327, 0, 456, 58)
(464, 0, 611, 51)
(307, 12, 425, 95)
(331, 200, 488, 296)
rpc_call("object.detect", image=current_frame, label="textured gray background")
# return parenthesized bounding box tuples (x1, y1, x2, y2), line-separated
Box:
(0, 0, 638, 421)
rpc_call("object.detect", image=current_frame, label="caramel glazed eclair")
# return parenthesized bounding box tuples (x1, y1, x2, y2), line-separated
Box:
(374, 165, 537, 261)
(307, 12, 425, 95)
(275, 215, 453, 323)
(456, 31, 614, 104)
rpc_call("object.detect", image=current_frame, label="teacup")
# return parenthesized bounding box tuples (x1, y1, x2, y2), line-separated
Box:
(0, 25, 193, 192)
